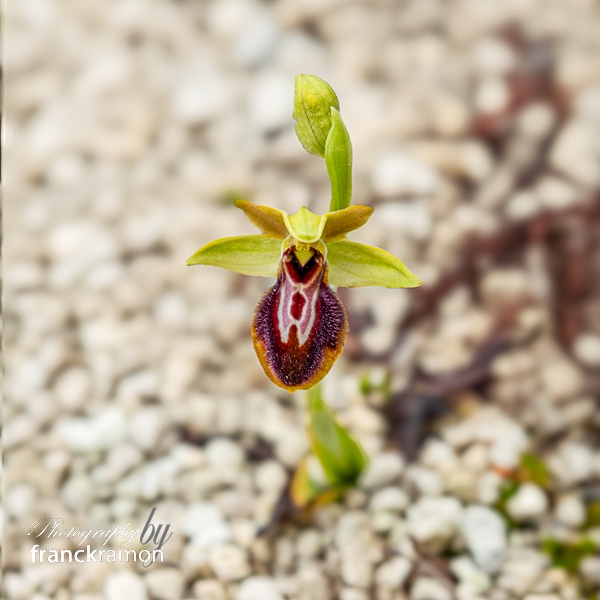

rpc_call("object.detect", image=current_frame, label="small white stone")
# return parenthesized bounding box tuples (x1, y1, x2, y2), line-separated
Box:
(104, 570, 148, 600)
(406, 466, 445, 497)
(579, 556, 600, 584)
(369, 487, 410, 513)
(554, 494, 586, 528)
(460, 505, 507, 574)
(359, 452, 404, 490)
(406, 496, 463, 553)
(129, 407, 165, 451)
(236, 576, 284, 600)
(341, 547, 374, 588)
(193, 578, 226, 600)
(549, 442, 595, 486)
(372, 152, 438, 197)
(254, 460, 288, 494)
(248, 70, 292, 133)
(62, 475, 94, 511)
(450, 556, 491, 595)
(375, 556, 412, 589)
(411, 577, 453, 600)
(296, 529, 323, 559)
(61, 407, 127, 453)
(506, 483, 548, 522)
(208, 543, 251, 582)
(420, 439, 457, 471)
(171, 74, 234, 125)
(339, 589, 369, 600)
(6, 483, 36, 519)
(144, 568, 184, 600)
(53, 367, 91, 412)
(184, 503, 231, 548)
(474, 77, 509, 114)
(573, 333, 600, 368)
(205, 438, 245, 469)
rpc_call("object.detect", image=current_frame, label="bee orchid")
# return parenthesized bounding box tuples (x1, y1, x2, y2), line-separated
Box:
(187, 200, 421, 392)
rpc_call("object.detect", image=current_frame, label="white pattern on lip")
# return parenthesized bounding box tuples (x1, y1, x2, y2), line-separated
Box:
(277, 250, 325, 346)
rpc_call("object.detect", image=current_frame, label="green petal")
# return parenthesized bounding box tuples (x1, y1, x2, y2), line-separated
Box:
(305, 385, 368, 485)
(293, 74, 340, 157)
(326, 107, 353, 212)
(283, 206, 326, 243)
(321, 205, 373, 243)
(186, 235, 281, 277)
(326, 240, 422, 288)
(234, 200, 288, 240)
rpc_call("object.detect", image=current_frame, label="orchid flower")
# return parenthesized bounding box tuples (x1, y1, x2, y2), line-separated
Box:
(187, 75, 421, 393)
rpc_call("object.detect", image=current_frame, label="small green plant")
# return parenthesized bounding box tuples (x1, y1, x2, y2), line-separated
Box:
(289, 384, 368, 510)
(542, 537, 597, 574)
(187, 75, 421, 510)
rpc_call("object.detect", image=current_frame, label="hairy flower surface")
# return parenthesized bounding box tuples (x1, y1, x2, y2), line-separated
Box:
(187, 201, 421, 392)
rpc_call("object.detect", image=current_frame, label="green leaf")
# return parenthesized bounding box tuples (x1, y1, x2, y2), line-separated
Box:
(326, 240, 422, 288)
(293, 74, 339, 157)
(520, 453, 550, 488)
(321, 205, 373, 243)
(305, 385, 368, 485)
(186, 235, 281, 277)
(325, 107, 353, 212)
(234, 200, 288, 240)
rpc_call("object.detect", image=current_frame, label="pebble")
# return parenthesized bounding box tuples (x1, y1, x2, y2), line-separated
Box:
(406, 465, 445, 497)
(406, 496, 462, 553)
(375, 556, 412, 589)
(372, 151, 439, 197)
(60, 407, 127, 453)
(359, 452, 405, 489)
(254, 460, 288, 494)
(506, 484, 549, 522)
(411, 577, 453, 600)
(144, 569, 184, 600)
(104, 571, 148, 600)
(193, 579, 227, 600)
(460, 505, 507, 574)
(205, 438, 245, 469)
(369, 487, 410, 513)
(548, 442, 595, 486)
(236, 576, 284, 600)
(208, 543, 251, 582)
(579, 556, 600, 584)
(129, 407, 166, 451)
(573, 333, 600, 368)
(184, 503, 232, 548)
(296, 529, 323, 559)
(554, 493, 586, 528)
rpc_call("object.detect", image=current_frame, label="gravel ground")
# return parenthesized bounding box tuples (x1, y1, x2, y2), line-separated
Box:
(4, 1, 600, 599)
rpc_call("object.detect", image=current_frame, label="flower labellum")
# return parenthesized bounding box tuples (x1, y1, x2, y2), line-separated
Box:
(252, 243, 348, 392)
(187, 201, 421, 392)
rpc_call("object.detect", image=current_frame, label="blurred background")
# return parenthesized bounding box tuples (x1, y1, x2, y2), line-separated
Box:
(4, 0, 600, 599)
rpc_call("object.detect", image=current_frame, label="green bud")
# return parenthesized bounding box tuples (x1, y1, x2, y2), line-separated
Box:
(293, 74, 340, 157)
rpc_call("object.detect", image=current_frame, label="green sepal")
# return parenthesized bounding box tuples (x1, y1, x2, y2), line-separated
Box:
(186, 235, 281, 277)
(293, 74, 340, 157)
(305, 385, 368, 485)
(325, 107, 353, 212)
(284, 206, 325, 243)
(321, 205, 373, 243)
(326, 240, 422, 288)
(234, 200, 288, 240)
